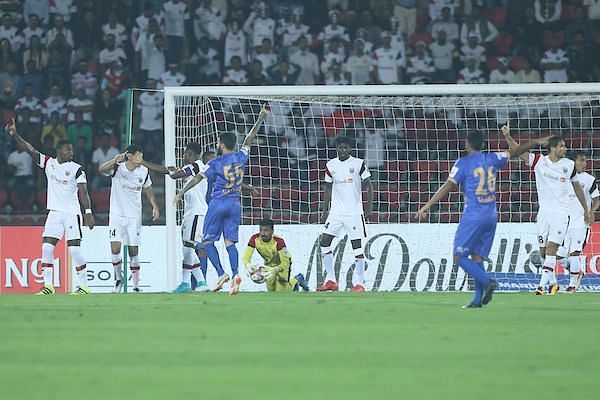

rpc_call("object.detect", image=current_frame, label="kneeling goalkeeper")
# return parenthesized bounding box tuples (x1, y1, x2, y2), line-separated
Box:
(243, 218, 309, 292)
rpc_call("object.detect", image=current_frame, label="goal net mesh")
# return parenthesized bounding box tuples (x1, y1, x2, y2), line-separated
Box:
(169, 92, 600, 292)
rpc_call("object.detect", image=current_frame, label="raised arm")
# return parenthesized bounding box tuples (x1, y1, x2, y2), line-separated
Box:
(415, 179, 458, 221)
(99, 153, 125, 175)
(5, 118, 41, 161)
(362, 177, 374, 221)
(78, 182, 95, 229)
(144, 186, 160, 221)
(501, 122, 530, 162)
(242, 104, 270, 149)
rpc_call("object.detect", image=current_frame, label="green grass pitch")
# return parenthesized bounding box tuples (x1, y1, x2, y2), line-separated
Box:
(1, 292, 599, 400)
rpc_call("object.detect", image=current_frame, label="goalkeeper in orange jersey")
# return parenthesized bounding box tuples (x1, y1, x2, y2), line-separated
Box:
(242, 218, 309, 292)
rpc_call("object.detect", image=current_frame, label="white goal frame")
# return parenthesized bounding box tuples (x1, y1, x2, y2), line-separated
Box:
(163, 83, 600, 291)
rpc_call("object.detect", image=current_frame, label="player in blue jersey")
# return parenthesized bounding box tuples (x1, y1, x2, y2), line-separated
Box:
(416, 124, 550, 308)
(175, 104, 270, 295)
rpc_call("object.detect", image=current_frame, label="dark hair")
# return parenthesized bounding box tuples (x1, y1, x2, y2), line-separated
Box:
(185, 142, 202, 155)
(202, 150, 216, 162)
(126, 143, 142, 154)
(219, 132, 237, 150)
(56, 139, 71, 150)
(548, 136, 563, 149)
(568, 149, 587, 161)
(336, 135, 354, 147)
(259, 218, 274, 229)
(467, 131, 483, 151)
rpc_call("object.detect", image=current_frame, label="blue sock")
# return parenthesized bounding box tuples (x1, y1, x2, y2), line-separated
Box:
(458, 256, 490, 288)
(472, 262, 486, 304)
(226, 244, 239, 277)
(205, 242, 225, 276)
(197, 249, 208, 279)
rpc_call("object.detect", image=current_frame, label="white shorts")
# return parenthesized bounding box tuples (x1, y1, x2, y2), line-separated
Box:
(536, 210, 569, 248)
(182, 214, 204, 245)
(323, 214, 367, 242)
(558, 226, 589, 257)
(43, 210, 83, 241)
(109, 215, 142, 246)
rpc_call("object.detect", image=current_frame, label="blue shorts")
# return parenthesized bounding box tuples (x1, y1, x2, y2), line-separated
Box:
(453, 214, 497, 258)
(202, 197, 241, 243)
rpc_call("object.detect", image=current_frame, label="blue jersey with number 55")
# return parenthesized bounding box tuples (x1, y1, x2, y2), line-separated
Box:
(201, 147, 249, 200)
(448, 151, 509, 217)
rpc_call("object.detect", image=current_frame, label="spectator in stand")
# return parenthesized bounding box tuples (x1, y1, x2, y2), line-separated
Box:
(224, 21, 247, 68)
(50, 0, 77, 23)
(46, 48, 71, 94)
(372, 31, 404, 84)
(102, 60, 129, 100)
(23, 35, 47, 73)
(15, 83, 41, 124)
(21, 15, 45, 49)
(24, 0, 49, 24)
(188, 36, 220, 84)
(321, 36, 347, 78)
(389, 24, 407, 63)
(194, 0, 225, 42)
(429, 1, 458, 22)
(266, 59, 301, 85)
(90, 132, 119, 189)
(282, 11, 310, 48)
(137, 79, 164, 161)
(514, 58, 542, 83)
(566, 6, 594, 44)
(568, 32, 595, 82)
(318, 10, 350, 46)
(162, 0, 189, 64)
(534, 0, 561, 30)
(407, 41, 435, 84)
(0, 13, 23, 52)
(41, 110, 67, 145)
(68, 112, 93, 152)
(289, 35, 320, 85)
(73, 10, 103, 58)
(460, 5, 498, 45)
(46, 14, 74, 53)
(489, 57, 515, 84)
(584, 0, 600, 24)
(95, 89, 122, 133)
(460, 32, 486, 68)
(457, 56, 486, 84)
(72, 135, 91, 173)
(244, 2, 276, 48)
(247, 59, 271, 85)
(132, 2, 163, 48)
(355, 28, 375, 54)
(134, 18, 161, 83)
(430, 6, 459, 44)
(357, 10, 382, 46)
(325, 62, 349, 85)
(393, 0, 418, 38)
(429, 29, 457, 83)
(541, 42, 568, 83)
(158, 63, 186, 88)
(344, 39, 372, 85)
(512, 6, 543, 61)
(40, 133, 56, 158)
(0, 37, 15, 71)
(0, 59, 19, 107)
(6, 145, 35, 210)
(363, 120, 385, 182)
(253, 38, 278, 71)
(103, 11, 128, 47)
(223, 55, 248, 85)
(67, 86, 93, 124)
(41, 85, 67, 122)
(99, 34, 127, 72)
(18, 59, 44, 98)
(70, 60, 97, 99)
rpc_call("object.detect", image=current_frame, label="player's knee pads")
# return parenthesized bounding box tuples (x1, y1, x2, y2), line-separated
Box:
(320, 245, 331, 255)
(183, 246, 199, 265)
(130, 255, 140, 269)
(68, 246, 86, 268)
(42, 242, 55, 264)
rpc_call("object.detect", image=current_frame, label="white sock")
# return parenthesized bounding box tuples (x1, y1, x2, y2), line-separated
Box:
(191, 266, 205, 283)
(111, 253, 123, 281)
(42, 266, 53, 286)
(130, 255, 140, 289)
(569, 255, 581, 287)
(321, 246, 335, 282)
(539, 255, 556, 288)
(181, 266, 192, 284)
(76, 268, 87, 287)
(69, 246, 87, 287)
(354, 256, 365, 285)
(41, 242, 55, 286)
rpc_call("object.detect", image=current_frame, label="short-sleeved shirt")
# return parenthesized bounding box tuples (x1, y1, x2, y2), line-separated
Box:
(109, 163, 151, 219)
(39, 153, 86, 214)
(527, 153, 577, 213)
(324, 156, 371, 217)
(568, 171, 599, 227)
(181, 160, 209, 218)
(200, 147, 249, 200)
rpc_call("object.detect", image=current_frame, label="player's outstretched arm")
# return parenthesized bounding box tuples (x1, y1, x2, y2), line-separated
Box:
(77, 183, 95, 229)
(501, 122, 529, 162)
(506, 136, 551, 159)
(140, 159, 179, 176)
(321, 182, 332, 223)
(572, 181, 592, 225)
(242, 245, 256, 272)
(5, 118, 41, 161)
(415, 179, 458, 221)
(99, 153, 125, 175)
(241, 183, 260, 197)
(174, 173, 204, 204)
(242, 104, 270, 149)
(362, 177, 374, 221)
(144, 186, 160, 221)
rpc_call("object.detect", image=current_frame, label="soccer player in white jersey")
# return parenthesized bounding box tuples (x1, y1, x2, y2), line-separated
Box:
(317, 136, 374, 292)
(99, 144, 160, 293)
(557, 151, 600, 292)
(504, 131, 591, 295)
(5, 119, 95, 295)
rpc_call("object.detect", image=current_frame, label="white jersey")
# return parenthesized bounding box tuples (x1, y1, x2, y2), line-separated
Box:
(39, 154, 86, 215)
(528, 153, 578, 214)
(568, 171, 599, 227)
(324, 156, 371, 217)
(181, 160, 209, 219)
(109, 163, 152, 219)
(372, 47, 404, 84)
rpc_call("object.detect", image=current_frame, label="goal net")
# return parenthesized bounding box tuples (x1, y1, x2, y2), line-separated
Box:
(163, 84, 600, 293)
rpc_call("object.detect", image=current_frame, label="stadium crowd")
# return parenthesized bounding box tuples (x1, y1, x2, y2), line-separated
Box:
(1, 0, 599, 225)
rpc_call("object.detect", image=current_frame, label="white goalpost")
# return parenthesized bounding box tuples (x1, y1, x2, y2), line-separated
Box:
(163, 83, 600, 293)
